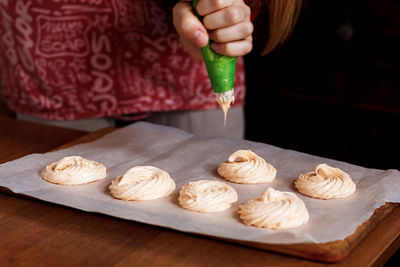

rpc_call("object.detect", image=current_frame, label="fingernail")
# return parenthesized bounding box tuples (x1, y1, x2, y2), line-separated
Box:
(193, 30, 208, 47)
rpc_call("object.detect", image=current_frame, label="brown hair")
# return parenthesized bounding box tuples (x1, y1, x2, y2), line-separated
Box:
(261, 0, 303, 55)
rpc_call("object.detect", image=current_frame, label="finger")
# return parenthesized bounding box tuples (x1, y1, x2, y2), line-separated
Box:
(211, 36, 253, 56)
(196, 0, 234, 16)
(181, 38, 204, 59)
(203, 5, 250, 30)
(208, 21, 253, 42)
(173, 2, 209, 48)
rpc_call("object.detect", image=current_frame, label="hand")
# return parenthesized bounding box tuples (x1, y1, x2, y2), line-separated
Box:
(173, 0, 253, 59)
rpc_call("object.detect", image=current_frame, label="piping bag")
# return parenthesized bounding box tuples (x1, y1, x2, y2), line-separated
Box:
(192, 0, 236, 125)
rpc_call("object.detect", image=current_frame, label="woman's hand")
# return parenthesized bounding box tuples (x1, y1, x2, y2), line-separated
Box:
(173, 0, 253, 59)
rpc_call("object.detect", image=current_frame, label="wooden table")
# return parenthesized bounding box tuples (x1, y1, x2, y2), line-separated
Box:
(1, 116, 399, 266)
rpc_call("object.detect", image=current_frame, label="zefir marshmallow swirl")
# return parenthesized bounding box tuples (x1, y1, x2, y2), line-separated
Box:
(238, 187, 309, 230)
(295, 163, 356, 199)
(178, 180, 238, 212)
(40, 156, 106, 185)
(217, 150, 276, 184)
(109, 166, 175, 201)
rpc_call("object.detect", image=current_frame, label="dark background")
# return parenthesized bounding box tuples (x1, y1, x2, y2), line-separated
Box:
(244, 0, 400, 171)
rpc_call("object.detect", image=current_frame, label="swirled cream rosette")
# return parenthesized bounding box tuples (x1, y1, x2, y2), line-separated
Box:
(295, 164, 356, 199)
(217, 150, 276, 184)
(178, 180, 238, 213)
(109, 166, 175, 201)
(238, 188, 309, 230)
(40, 156, 106, 185)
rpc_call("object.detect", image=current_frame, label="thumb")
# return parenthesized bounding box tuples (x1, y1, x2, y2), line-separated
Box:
(173, 1, 209, 48)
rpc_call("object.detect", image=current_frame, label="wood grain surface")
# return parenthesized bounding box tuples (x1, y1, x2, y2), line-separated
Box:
(1, 117, 399, 266)
(0, 117, 86, 164)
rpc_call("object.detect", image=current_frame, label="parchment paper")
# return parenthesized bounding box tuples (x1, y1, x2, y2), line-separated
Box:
(1, 122, 399, 244)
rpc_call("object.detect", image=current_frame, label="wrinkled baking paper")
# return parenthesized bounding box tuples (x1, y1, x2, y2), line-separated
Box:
(0, 122, 399, 244)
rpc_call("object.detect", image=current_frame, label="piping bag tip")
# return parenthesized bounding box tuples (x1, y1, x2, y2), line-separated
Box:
(215, 89, 235, 126)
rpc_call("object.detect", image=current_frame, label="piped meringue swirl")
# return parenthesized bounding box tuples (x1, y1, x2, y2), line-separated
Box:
(217, 150, 276, 184)
(109, 166, 175, 201)
(238, 187, 309, 229)
(40, 156, 106, 185)
(178, 180, 238, 212)
(295, 164, 356, 199)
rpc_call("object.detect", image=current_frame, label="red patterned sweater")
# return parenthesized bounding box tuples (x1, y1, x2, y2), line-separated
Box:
(0, 0, 257, 121)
